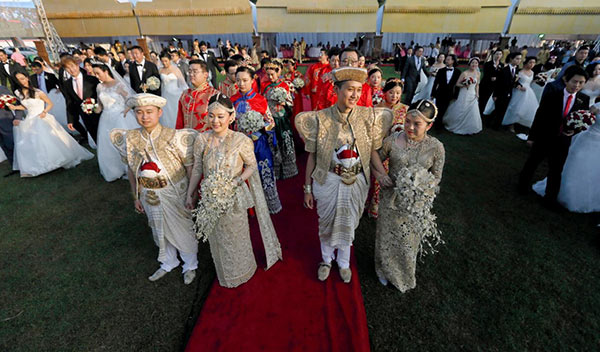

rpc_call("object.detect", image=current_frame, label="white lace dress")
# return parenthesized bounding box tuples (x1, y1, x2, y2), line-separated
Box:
(160, 73, 187, 129)
(97, 81, 139, 181)
(502, 71, 539, 128)
(532, 116, 600, 213)
(12, 91, 94, 177)
(443, 78, 482, 135)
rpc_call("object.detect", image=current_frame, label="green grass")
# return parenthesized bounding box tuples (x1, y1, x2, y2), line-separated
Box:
(2, 70, 600, 351)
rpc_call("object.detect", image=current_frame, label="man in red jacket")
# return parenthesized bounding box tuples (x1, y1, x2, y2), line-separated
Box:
(306, 48, 331, 110)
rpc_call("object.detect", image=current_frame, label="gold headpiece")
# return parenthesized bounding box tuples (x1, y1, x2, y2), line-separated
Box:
(406, 99, 438, 123)
(332, 67, 367, 84)
(207, 92, 235, 114)
(126, 93, 167, 109)
(264, 62, 279, 71)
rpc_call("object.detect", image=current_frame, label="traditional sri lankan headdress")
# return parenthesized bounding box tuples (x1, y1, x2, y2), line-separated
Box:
(406, 99, 438, 123)
(331, 67, 368, 84)
(126, 93, 167, 109)
(207, 92, 236, 116)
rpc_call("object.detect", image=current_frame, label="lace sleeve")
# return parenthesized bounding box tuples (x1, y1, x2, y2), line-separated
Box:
(191, 133, 205, 179)
(239, 134, 258, 174)
(378, 133, 395, 161)
(430, 139, 445, 185)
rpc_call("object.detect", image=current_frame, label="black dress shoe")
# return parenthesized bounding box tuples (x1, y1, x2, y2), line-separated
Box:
(3, 170, 18, 177)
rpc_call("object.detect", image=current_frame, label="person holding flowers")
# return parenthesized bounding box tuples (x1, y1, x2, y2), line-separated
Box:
(231, 66, 282, 214)
(186, 93, 282, 288)
(283, 58, 305, 121)
(110, 93, 199, 285)
(262, 60, 298, 179)
(370, 99, 445, 292)
(10, 72, 93, 177)
(442, 57, 482, 135)
(295, 67, 392, 284)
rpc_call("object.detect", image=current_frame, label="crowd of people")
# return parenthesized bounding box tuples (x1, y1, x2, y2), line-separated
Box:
(0, 35, 599, 292)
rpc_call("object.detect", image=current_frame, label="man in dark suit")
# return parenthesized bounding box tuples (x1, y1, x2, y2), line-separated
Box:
(29, 61, 60, 94)
(492, 52, 522, 129)
(62, 58, 101, 143)
(115, 51, 128, 77)
(94, 46, 122, 77)
(402, 46, 426, 104)
(0, 84, 24, 175)
(129, 45, 161, 96)
(431, 54, 461, 130)
(479, 49, 504, 115)
(197, 41, 224, 88)
(170, 49, 189, 83)
(0, 49, 27, 92)
(518, 65, 590, 208)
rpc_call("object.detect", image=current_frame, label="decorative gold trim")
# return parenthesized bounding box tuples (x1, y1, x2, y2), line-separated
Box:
(47, 7, 250, 19)
(516, 7, 600, 15)
(385, 6, 480, 14)
(286, 7, 377, 14)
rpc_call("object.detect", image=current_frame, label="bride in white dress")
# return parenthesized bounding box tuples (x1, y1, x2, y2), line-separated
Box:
(502, 57, 539, 130)
(10, 72, 94, 177)
(92, 62, 139, 182)
(413, 53, 446, 103)
(159, 53, 188, 128)
(532, 103, 600, 213)
(581, 62, 600, 107)
(443, 57, 482, 135)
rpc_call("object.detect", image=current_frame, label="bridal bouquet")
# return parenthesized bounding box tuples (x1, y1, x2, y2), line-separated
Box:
(0, 94, 17, 109)
(192, 169, 238, 242)
(534, 72, 549, 86)
(292, 77, 305, 90)
(81, 98, 98, 114)
(392, 165, 443, 256)
(267, 87, 288, 105)
(565, 110, 597, 135)
(141, 76, 161, 92)
(238, 110, 266, 135)
(460, 76, 475, 86)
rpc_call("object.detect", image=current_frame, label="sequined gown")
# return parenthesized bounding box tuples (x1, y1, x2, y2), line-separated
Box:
(376, 132, 445, 292)
(192, 130, 282, 288)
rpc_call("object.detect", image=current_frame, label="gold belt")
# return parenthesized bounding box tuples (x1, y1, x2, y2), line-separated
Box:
(138, 175, 168, 189)
(331, 163, 362, 185)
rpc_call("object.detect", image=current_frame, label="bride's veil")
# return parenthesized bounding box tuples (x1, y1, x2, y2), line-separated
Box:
(106, 62, 136, 98)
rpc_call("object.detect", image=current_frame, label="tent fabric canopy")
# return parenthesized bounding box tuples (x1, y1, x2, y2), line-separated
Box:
(510, 0, 600, 34)
(45, 0, 252, 37)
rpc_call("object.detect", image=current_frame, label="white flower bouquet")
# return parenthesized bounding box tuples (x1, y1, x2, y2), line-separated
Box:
(238, 110, 266, 135)
(392, 164, 443, 256)
(141, 76, 161, 92)
(292, 77, 305, 90)
(80, 98, 98, 114)
(192, 169, 238, 242)
(267, 87, 288, 105)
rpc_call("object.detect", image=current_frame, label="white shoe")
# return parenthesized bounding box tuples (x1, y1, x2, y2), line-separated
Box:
(148, 268, 168, 282)
(317, 262, 331, 281)
(339, 267, 352, 283)
(183, 270, 196, 285)
(378, 276, 389, 286)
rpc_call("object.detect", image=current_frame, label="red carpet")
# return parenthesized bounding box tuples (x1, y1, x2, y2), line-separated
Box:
(186, 154, 370, 352)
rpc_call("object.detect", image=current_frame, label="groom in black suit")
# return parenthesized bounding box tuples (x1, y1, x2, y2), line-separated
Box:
(518, 65, 590, 208)
(0, 84, 24, 174)
(62, 58, 101, 143)
(0, 49, 27, 92)
(197, 41, 224, 88)
(492, 52, 522, 129)
(401, 46, 426, 104)
(129, 46, 161, 96)
(431, 54, 461, 130)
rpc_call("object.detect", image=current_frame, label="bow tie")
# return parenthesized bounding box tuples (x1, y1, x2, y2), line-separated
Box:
(136, 63, 143, 67)
(447, 68, 454, 71)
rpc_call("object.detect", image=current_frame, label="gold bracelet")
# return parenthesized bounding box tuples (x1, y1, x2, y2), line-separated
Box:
(303, 184, 312, 194)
